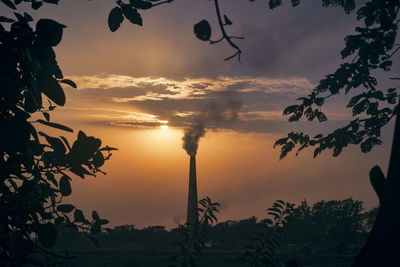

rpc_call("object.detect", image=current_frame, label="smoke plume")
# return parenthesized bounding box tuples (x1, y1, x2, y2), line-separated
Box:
(183, 123, 205, 156)
(182, 95, 242, 156)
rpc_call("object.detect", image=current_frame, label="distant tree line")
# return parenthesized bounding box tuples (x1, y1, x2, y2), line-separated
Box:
(52, 198, 376, 266)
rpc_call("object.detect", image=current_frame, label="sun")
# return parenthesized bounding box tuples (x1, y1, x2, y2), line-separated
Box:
(159, 120, 169, 130)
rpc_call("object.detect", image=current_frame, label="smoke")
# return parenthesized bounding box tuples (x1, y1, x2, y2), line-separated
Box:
(183, 123, 205, 156)
(182, 94, 242, 156)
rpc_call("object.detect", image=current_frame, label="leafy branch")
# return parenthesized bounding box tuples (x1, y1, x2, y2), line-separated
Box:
(241, 200, 295, 267)
(169, 197, 220, 267)
(274, 0, 400, 158)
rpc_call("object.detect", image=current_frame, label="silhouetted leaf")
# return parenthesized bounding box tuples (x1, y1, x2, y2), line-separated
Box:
(122, 5, 142, 26)
(273, 137, 288, 148)
(74, 209, 85, 222)
(37, 223, 57, 248)
(194, 20, 211, 41)
(130, 0, 153, 10)
(99, 146, 118, 151)
(91, 222, 101, 234)
(37, 119, 73, 132)
(58, 204, 75, 213)
(268, 0, 282, 9)
(45, 172, 58, 186)
(315, 97, 324, 106)
(31, 1, 42, 9)
(92, 210, 100, 221)
(59, 176, 71, 196)
(283, 105, 298, 115)
(60, 136, 71, 151)
(92, 151, 104, 168)
(347, 94, 363, 107)
(0, 16, 14, 22)
(1, 0, 16, 10)
(36, 19, 66, 46)
(60, 79, 77, 88)
(42, 112, 50, 122)
(108, 6, 124, 32)
(224, 15, 232, 25)
(291, 0, 300, 7)
(38, 75, 66, 106)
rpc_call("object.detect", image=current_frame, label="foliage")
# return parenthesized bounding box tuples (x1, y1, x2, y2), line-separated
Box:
(272, 0, 400, 158)
(0, 1, 115, 265)
(286, 198, 366, 245)
(241, 200, 295, 267)
(169, 197, 220, 267)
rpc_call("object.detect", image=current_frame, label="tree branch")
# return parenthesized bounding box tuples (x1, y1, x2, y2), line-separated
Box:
(213, 0, 244, 62)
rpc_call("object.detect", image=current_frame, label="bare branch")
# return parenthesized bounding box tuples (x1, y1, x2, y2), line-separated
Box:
(213, 0, 244, 62)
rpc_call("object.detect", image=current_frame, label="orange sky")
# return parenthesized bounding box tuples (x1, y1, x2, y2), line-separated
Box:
(4, 0, 399, 228)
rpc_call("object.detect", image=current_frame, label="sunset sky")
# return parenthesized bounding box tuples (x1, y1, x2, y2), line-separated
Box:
(3, 0, 399, 228)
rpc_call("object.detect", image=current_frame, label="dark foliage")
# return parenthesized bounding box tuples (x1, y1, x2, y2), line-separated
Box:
(273, 0, 399, 158)
(0, 1, 116, 265)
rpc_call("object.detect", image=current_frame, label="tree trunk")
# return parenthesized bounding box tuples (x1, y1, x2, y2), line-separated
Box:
(352, 112, 400, 266)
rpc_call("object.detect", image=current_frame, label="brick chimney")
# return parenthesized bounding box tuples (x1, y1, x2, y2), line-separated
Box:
(186, 155, 198, 226)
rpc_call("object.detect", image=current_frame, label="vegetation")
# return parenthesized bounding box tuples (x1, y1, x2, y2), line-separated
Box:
(0, 1, 116, 265)
(52, 198, 375, 266)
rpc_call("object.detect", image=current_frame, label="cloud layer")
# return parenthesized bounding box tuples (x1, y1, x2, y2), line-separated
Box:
(62, 74, 316, 133)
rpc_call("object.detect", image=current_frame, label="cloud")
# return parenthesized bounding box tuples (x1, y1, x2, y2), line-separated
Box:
(62, 74, 316, 132)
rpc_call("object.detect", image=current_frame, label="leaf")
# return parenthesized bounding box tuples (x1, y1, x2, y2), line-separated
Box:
(59, 176, 71, 196)
(91, 222, 101, 234)
(98, 219, 109, 225)
(38, 75, 66, 106)
(92, 210, 100, 221)
(99, 146, 118, 152)
(74, 209, 85, 222)
(316, 111, 327, 122)
(193, 20, 211, 41)
(268, 0, 282, 9)
(23, 12, 33, 22)
(108, 6, 124, 32)
(92, 151, 105, 168)
(1, 0, 16, 9)
(223, 15, 232, 25)
(130, 0, 153, 10)
(291, 0, 300, 7)
(36, 19, 66, 46)
(0, 16, 14, 22)
(57, 204, 75, 213)
(315, 97, 324, 106)
(31, 1, 43, 9)
(122, 5, 142, 26)
(45, 172, 58, 186)
(42, 112, 50, 122)
(283, 105, 298, 115)
(60, 79, 77, 88)
(273, 137, 288, 148)
(37, 223, 57, 248)
(60, 136, 71, 151)
(36, 119, 73, 132)
(347, 94, 363, 108)
(39, 132, 66, 154)
(313, 147, 322, 158)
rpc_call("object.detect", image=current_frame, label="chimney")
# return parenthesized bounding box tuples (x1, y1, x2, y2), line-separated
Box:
(187, 155, 198, 226)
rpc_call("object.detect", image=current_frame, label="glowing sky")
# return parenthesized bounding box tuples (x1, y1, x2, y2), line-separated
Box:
(2, 0, 399, 228)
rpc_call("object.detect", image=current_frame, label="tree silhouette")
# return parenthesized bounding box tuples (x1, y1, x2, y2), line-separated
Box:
(0, 1, 116, 265)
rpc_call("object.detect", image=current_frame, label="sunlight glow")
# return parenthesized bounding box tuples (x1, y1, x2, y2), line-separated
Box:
(160, 125, 168, 130)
